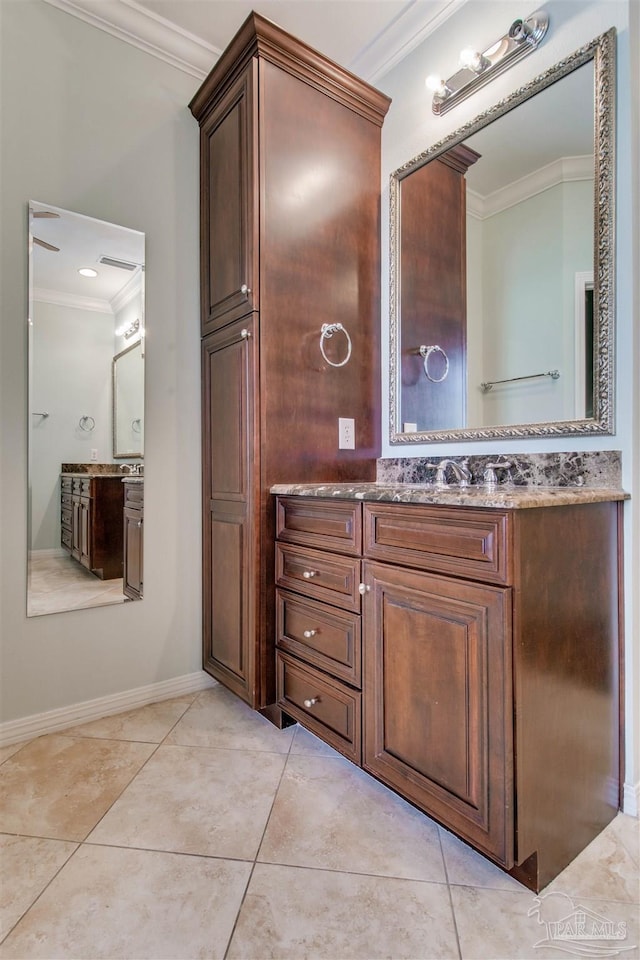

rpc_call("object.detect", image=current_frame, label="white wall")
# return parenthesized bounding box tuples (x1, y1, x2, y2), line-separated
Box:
(469, 179, 592, 426)
(30, 300, 115, 551)
(0, 0, 202, 720)
(379, 0, 639, 807)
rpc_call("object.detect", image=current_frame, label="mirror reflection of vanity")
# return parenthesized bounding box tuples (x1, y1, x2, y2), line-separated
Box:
(27, 201, 145, 616)
(390, 28, 615, 443)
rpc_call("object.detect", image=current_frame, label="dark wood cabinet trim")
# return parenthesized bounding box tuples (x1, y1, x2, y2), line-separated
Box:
(189, 12, 391, 127)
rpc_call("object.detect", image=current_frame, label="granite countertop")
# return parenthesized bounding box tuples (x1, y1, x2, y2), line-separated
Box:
(270, 482, 629, 509)
(61, 463, 143, 479)
(62, 472, 126, 479)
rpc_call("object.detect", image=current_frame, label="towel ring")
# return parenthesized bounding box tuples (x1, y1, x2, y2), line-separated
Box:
(131, 418, 142, 433)
(320, 323, 352, 368)
(419, 344, 449, 383)
(79, 415, 95, 431)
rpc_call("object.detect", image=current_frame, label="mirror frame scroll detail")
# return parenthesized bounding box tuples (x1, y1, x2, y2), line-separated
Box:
(389, 28, 616, 444)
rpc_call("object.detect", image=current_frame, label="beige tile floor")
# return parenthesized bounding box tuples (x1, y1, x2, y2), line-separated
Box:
(27, 555, 126, 616)
(1, 684, 638, 959)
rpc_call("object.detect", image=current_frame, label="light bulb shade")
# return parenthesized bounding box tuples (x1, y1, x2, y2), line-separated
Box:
(426, 74, 448, 97)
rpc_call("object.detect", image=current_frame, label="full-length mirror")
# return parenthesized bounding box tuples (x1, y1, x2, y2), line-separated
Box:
(28, 201, 145, 616)
(390, 29, 615, 443)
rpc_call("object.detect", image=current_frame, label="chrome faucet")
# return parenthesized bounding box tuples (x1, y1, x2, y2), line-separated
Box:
(434, 458, 472, 487)
(120, 463, 141, 476)
(483, 461, 512, 486)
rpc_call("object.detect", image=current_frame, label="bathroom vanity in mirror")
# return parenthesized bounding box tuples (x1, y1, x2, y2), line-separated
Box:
(28, 201, 145, 616)
(123, 479, 144, 600)
(272, 485, 625, 891)
(60, 473, 124, 580)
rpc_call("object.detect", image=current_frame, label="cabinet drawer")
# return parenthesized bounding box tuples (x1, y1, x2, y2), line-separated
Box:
(276, 497, 362, 555)
(364, 503, 511, 585)
(61, 507, 72, 529)
(71, 478, 92, 496)
(124, 483, 144, 507)
(276, 543, 361, 612)
(277, 652, 361, 763)
(61, 529, 72, 550)
(61, 492, 72, 510)
(61, 477, 73, 494)
(276, 589, 361, 687)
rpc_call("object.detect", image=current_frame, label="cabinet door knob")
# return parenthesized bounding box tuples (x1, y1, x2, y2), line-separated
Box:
(358, 582, 370, 595)
(303, 697, 319, 708)
(137, 520, 143, 528)
(240, 328, 251, 339)
(303, 629, 317, 638)
(302, 570, 317, 579)
(240, 283, 251, 295)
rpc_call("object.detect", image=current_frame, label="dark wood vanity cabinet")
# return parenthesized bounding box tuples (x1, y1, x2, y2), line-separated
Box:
(123, 480, 143, 600)
(275, 494, 622, 891)
(275, 497, 363, 762)
(190, 14, 390, 713)
(60, 475, 124, 580)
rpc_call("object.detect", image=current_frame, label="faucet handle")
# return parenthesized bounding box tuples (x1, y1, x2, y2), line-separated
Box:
(424, 463, 447, 487)
(483, 461, 512, 486)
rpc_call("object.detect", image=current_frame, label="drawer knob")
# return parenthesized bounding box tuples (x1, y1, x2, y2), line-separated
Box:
(240, 328, 251, 339)
(303, 629, 317, 638)
(303, 697, 319, 708)
(240, 283, 251, 295)
(358, 582, 371, 595)
(302, 570, 317, 579)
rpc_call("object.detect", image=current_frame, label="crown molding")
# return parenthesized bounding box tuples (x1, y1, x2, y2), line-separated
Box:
(41, 0, 466, 85)
(33, 287, 114, 314)
(467, 155, 594, 220)
(350, 0, 468, 83)
(41, 0, 220, 80)
(111, 269, 143, 315)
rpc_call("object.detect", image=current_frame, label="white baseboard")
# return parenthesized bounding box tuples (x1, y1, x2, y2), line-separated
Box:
(622, 780, 640, 817)
(29, 547, 66, 559)
(0, 671, 216, 747)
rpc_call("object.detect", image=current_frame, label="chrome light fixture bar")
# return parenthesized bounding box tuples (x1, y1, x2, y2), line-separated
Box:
(427, 10, 549, 116)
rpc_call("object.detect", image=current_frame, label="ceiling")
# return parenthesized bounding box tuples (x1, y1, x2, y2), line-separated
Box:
(30, 201, 144, 310)
(42, 0, 466, 83)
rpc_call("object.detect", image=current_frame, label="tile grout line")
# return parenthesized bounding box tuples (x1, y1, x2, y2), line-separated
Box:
(222, 719, 299, 959)
(438, 827, 464, 960)
(0, 695, 201, 948)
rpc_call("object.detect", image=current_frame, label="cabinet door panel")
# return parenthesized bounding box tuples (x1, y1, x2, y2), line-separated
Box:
(202, 321, 257, 704)
(200, 65, 257, 334)
(363, 560, 513, 866)
(123, 506, 143, 600)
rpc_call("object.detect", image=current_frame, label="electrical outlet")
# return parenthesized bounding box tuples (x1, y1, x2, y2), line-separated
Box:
(90, 448, 98, 462)
(338, 417, 355, 450)
(403, 422, 418, 433)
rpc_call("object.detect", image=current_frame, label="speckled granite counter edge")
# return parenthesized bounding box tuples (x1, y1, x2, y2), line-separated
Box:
(270, 482, 629, 509)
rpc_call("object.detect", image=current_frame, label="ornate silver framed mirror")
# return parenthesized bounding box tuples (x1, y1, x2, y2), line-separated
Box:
(389, 28, 615, 443)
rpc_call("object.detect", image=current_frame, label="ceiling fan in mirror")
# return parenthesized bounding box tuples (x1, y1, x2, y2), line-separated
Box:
(30, 208, 60, 252)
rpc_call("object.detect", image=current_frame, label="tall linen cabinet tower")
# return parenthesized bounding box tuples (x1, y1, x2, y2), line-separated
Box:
(190, 14, 390, 719)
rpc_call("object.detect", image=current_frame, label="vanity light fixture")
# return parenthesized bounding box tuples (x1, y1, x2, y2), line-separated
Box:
(428, 9, 549, 116)
(116, 318, 140, 340)
(78, 267, 98, 278)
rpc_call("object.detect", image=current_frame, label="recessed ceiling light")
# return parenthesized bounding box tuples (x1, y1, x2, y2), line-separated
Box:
(78, 267, 98, 278)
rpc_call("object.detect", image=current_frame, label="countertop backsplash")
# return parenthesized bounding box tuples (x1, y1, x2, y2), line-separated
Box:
(376, 451, 622, 489)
